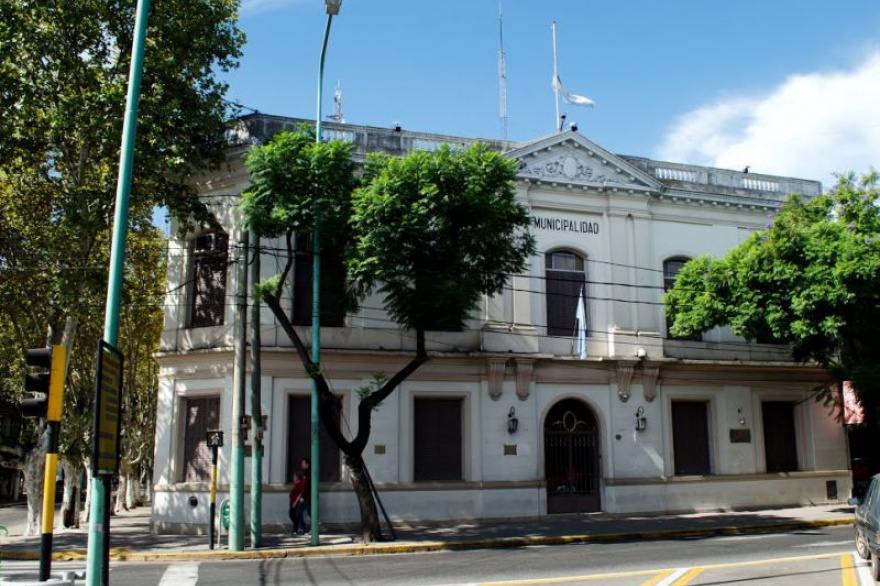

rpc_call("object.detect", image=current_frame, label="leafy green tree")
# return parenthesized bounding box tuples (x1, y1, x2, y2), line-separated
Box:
(243, 128, 535, 541)
(665, 171, 880, 429)
(0, 0, 243, 532)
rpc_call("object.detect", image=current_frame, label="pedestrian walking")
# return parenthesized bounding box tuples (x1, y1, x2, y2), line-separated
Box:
(288, 472, 307, 535)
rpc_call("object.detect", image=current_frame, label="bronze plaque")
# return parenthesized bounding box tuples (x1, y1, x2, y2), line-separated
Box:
(730, 429, 752, 443)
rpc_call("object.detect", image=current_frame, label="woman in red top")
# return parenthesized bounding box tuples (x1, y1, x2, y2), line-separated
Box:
(288, 472, 307, 534)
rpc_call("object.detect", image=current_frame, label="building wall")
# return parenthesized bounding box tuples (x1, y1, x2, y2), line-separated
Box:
(151, 116, 848, 534)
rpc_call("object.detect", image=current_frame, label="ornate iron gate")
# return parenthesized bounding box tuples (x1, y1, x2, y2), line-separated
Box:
(544, 399, 600, 513)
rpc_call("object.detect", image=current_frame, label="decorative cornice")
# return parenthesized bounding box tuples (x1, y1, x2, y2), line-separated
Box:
(642, 366, 660, 402)
(617, 362, 637, 402)
(487, 358, 507, 401)
(515, 359, 533, 400)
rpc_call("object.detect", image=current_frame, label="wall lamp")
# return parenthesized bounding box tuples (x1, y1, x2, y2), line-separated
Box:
(507, 406, 519, 435)
(635, 406, 647, 432)
(737, 407, 747, 426)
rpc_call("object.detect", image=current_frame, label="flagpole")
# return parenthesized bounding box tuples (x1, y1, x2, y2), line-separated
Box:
(551, 21, 560, 133)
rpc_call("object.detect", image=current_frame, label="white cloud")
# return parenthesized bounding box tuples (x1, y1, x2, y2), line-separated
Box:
(655, 51, 880, 185)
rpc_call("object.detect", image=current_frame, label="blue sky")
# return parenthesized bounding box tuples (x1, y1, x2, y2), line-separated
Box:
(225, 0, 880, 187)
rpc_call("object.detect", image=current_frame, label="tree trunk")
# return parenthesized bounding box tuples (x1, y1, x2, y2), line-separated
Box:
(140, 465, 152, 505)
(344, 453, 382, 543)
(82, 459, 92, 524)
(128, 472, 137, 508)
(23, 446, 46, 536)
(114, 473, 126, 514)
(122, 466, 136, 510)
(60, 459, 82, 528)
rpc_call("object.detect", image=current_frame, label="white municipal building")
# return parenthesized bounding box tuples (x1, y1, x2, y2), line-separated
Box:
(151, 114, 849, 533)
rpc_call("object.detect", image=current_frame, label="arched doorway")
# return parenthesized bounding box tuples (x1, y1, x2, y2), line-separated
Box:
(544, 398, 601, 513)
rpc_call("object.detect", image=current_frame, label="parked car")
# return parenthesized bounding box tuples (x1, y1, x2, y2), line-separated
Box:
(851, 473, 880, 579)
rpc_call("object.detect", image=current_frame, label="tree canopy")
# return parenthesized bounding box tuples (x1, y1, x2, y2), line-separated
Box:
(664, 171, 880, 423)
(0, 0, 243, 531)
(350, 144, 536, 331)
(0, 0, 243, 237)
(242, 129, 535, 540)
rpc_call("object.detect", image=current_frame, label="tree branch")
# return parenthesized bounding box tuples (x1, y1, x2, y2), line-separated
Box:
(353, 329, 428, 452)
(261, 245, 354, 453)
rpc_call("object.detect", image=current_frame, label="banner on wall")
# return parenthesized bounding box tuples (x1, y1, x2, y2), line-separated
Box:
(843, 381, 865, 425)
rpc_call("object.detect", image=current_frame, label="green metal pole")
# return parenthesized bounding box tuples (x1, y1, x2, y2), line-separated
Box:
(250, 232, 263, 547)
(230, 231, 248, 551)
(87, 0, 150, 584)
(311, 11, 334, 547)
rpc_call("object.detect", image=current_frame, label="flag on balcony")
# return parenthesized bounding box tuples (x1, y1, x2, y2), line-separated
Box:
(575, 286, 587, 358)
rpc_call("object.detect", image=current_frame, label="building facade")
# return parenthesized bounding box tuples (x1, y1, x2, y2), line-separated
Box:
(151, 114, 848, 533)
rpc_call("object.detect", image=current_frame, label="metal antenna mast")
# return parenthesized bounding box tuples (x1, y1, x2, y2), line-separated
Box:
(498, 0, 508, 139)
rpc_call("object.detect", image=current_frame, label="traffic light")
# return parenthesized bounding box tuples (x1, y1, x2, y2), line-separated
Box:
(21, 348, 51, 418)
(21, 345, 66, 420)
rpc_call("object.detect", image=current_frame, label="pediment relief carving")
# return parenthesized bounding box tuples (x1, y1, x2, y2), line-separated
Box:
(518, 149, 639, 188)
(509, 133, 661, 193)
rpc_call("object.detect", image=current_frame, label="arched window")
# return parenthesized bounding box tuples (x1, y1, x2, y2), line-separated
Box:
(545, 250, 587, 337)
(663, 257, 701, 341)
(189, 231, 228, 328)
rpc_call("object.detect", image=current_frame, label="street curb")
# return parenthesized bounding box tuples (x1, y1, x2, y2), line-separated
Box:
(0, 516, 855, 563)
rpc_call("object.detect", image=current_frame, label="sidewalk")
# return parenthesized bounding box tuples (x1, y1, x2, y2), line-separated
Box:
(0, 502, 856, 563)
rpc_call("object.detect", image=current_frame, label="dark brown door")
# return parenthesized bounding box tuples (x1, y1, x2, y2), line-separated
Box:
(672, 401, 711, 475)
(182, 397, 220, 482)
(762, 402, 798, 472)
(544, 399, 600, 513)
(287, 396, 341, 482)
(414, 398, 462, 481)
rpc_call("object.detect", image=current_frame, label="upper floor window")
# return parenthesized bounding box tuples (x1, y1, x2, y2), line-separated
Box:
(292, 233, 346, 327)
(663, 257, 701, 341)
(545, 250, 587, 337)
(189, 231, 228, 328)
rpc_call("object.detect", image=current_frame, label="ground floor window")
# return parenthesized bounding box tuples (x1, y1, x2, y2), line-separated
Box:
(671, 400, 712, 476)
(762, 401, 798, 472)
(414, 397, 462, 481)
(286, 395, 341, 482)
(181, 396, 220, 482)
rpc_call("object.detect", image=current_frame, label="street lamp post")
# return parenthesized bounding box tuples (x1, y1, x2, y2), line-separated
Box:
(311, 0, 343, 547)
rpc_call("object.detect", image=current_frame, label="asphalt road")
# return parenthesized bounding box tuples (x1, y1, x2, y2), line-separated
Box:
(0, 524, 871, 585)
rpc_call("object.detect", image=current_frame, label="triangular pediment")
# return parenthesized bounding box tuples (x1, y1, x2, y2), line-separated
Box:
(506, 131, 662, 193)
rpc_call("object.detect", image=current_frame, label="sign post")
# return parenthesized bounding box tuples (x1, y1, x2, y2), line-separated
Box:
(206, 430, 224, 550)
(92, 341, 123, 586)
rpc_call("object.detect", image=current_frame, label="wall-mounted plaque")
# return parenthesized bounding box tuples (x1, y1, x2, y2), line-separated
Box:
(730, 429, 752, 443)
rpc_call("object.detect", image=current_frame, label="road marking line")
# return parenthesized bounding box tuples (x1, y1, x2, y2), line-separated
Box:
(646, 568, 688, 586)
(158, 561, 199, 586)
(672, 567, 704, 585)
(471, 550, 855, 586)
(795, 540, 852, 548)
(638, 569, 676, 586)
(472, 568, 678, 585)
(840, 554, 858, 586)
(690, 550, 847, 570)
(856, 557, 873, 585)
